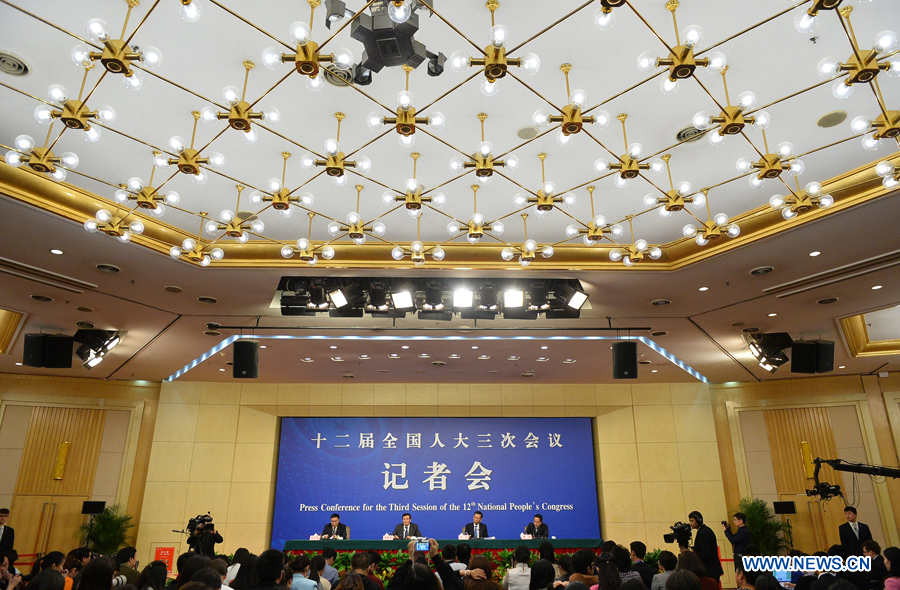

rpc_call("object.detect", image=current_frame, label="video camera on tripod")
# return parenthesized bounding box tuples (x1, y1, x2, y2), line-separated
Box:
(173, 513, 214, 536)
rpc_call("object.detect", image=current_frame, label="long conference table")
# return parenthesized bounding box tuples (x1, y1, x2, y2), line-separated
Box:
(283, 539, 603, 552)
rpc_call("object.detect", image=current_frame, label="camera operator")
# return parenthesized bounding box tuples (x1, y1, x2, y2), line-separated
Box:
(722, 512, 751, 561)
(685, 511, 723, 583)
(188, 522, 223, 558)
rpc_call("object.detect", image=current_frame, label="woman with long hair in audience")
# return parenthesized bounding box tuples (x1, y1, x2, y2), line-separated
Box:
(503, 546, 533, 590)
(884, 547, 900, 590)
(591, 560, 621, 590)
(309, 557, 330, 590)
(175, 556, 211, 590)
(135, 561, 168, 590)
(226, 550, 251, 586)
(674, 553, 716, 590)
(334, 573, 366, 590)
(231, 556, 260, 590)
(664, 571, 700, 590)
(79, 558, 117, 590)
(29, 568, 67, 590)
(31, 552, 66, 579)
(465, 557, 501, 590)
(537, 544, 558, 579)
(530, 560, 557, 590)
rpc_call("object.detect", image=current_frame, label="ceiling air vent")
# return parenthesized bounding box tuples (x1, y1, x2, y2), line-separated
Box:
(324, 65, 353, 87)
(197, 296, 218, 304)
(652, 299, 672, 306)
(0, 52, 30, 77)
(432, 360, 446, 366)
(676, 125, 705, 143)
(76, 321, 95, 329)
(751, 266, 774, 276)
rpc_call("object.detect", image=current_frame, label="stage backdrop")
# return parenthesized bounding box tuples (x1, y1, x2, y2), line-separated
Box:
(272, 417, 600, 548)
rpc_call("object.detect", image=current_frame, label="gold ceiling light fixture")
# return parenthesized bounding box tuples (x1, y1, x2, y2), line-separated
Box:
(592, 0, 627, 31)
(170, 212, 224, 267)
(5, 122, 80, 183)
(532, 64, 611, 148)
(249, 152, 314, 218)
(608, 216, 661, 266)
(642, 154, 705, 217)
(501, 213, 553, 267)
(199, 61, 281, 144)
(681, 189, 741, 246)
(768, 176, 834, 221)
(73, 0, 163, 91)
(876, 159, 900, 189)
(382, 152, 446, 218)
(178, 0, 202, 23)
(734, 117, 806, 189)
(446, 184, 504, 244)
(792, 0, 848, 34)
(165, 111, 225, 185)
(592, 114, 665, 189)
(816, 8, 899, 100)
(447, 0, 541, 96)
(367, 65, 446, 148)
(281, 212, 335, 265)
(204, 185, 266, 244)
(848, 80, 899, 152)
(326, 185, 387, 245)
(32, 63, 117, 143)
(112, 151, 180, 218)
(512, 153, 575, 217)
(449, 113, 518, 185)
(636, 0, 727, 95)
(261, 0, 353, 91)
(565, 186, 624, 246)
(692, 67, 761, 147)
(83, 200, 146, 244)
(391, 214, 445, 266)
(300, 113, 372, 186)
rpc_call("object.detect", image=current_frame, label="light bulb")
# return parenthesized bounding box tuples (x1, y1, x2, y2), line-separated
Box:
(627, 143, 644, 159)
(658, 207, 672, 218)
(594, 8, 615, 30)
(794, 12, 817, 34)
(590, 110, 610, 129)
(467, 234, 481, 244)
(262, 106, 281, 125)
(738, 91, 757, 111)
(327, 222, 341, 236)
(47, 84, 68, 106)
(267, 178, 283, 194)
(164, 191, 180, 206)
(634, 239, 648, 252)
(96, 105, 116, 124)
(533, 109, 551, 129)
(180, 0, 202, 22)
(476, 141, 493, 158)
(609, 224, 624, 238)
(83, 126, 101, 142)
(648, 247, 662, 260)
(129, 220, 145, 235)
(805, 182, 822, 197)
(84, 219, 99, 233)
(472, 213, 485, 226)
(566, 224, 581, 238)
(748, 176, 766, 189)
(637, 51, 659, 73)
(873, 30, 899, 54)
(367, 112, 384, 130)
(694, 235, 709, 246)
(411, 240, 424, 253)
(398, 134, 415, 148)
(151, 203, 167, 218)
(534, 207, 548, 218)
(371, 222, 386, 237)
(281, 245, 294, 258)
(726, 224, 740, 238)
(72, 45, 92, 67)
(569, 89, 588, 110)
(262, 47, 283, 70)
(708, 132, 726, 147)
(449, 157, 466, 174)
(884, 176, 900, 189)
(354, 156, 371, 173)
(449, 50, 471, 73)
(199, 255, 211, 267)
(832, 79, 854, 99)
(332, 48, 353, 70)
(122, 71, 144, 90)
(208, 152, 225, 170)
(850, 115, 872, 134)
(582, 234, 594, 246)
(392, 247, 405, 261)
(431, 192, 446, 208)
(206, 247, 223, 261)
(168, 136, 186, 153)
(609, 250, 623, 262)
(887, 61, 900, 78)
(817, 56, 840, 79)
(519, 53, 540, 75)
(206, 221, 219, 234)
(706, 51, 727, 74)
(690, 192, 706, 209)
(300, 153, 317, 171)
(681, 25, 704, 49)
(675, 181, 692, 197)
(114, 190, 129, 203)
(86, 18, 109, 43)
(782, 208, 797, 220)
(324, 138, 340, 156)
(659, 77, 680, 95)
(117, 230, 132, 244)
(14, 135, 35, 154)
(643, 194, 658, 207)
(279, 206, 294, 218)
(332, 175, 348, 187)
(182, 238, 197, 251)
(862, 135, 882, 151)
(431, 247, 445, 261)
(153, 153, 170, 170)
(140, 46, 163, 69)
(513, 193, 529, 207)
(382, 191, 397, 206)
(786, 159, 804, 177)
(447, 221, 461, 235)
(96, 208, 112, 223)
(736, 157, 753, 173)
(776, 142, 794, 159)
(713, 213, 729, 227)
(322, 247, 335, 260)
(480, 78, 499, 97)
(491, 221, 505, 235)
(307, 75, 324, 91)
(692, 111, 713, 130)
(561, 192, 576, 208)
(407, 207, 422, 220)
(404, 178, 421, 194)
(240, 128, 259, 144)
(752, 111, 771, 130)
(769, 195, 785, 209)
(557, 130, 574, 147)
(490, 25, 509, 48)
(33, 104, 53, 125)
(60, 151, 79, 169)
(876, 161, 895, 177)
(523, 239, 537, 253)
(614, 176, 630, 189)
(427, 112, 445, 130)
(299, 192, 314, 207)
(346, 211, 360, 225)
(290, 21, 312, 46)
(395, 90, 414, 110)
(127, 177, 144, 192)
(504, 154, 519, 171)
(542, 181, 556, 196)
(647, 158, 664, 175)
(220, 209, 235, 223)
(682, 224, 697, 238)
(388, 1, 411, 24)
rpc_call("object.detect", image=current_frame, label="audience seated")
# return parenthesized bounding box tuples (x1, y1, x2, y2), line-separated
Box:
(613, 547, 641, 584)
(80, 558, 117, 590)
(503, 546, 533, 590)
(675, 551, 717, 590)
(629, 544, 654, 589)
(464, 557, 500, 590)
(227, 550, 252, 586)
(537, 544, 559, 579)
(365, 552, 384, 590)
(591, 559, 621, 590)
(232, 556, 261, 590)
(883, 547, 900, 590)
(556, 557, 573, 583)
(529, 560, 556, 590)
(665, 571, 700, 590)
(256, 550, 287, 590)
(289, 556, 316, 590)
(568, 550, 599, 587)
(651, 552, 677, 590)
(309, 557, 331, 590)
(136, 561, 169, 590)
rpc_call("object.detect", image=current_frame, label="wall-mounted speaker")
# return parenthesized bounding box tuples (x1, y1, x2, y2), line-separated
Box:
(23, 334, 73, 368)
(613, 341, 638, 379)
(791, 340, 834, 374)
(233, 340, 259, 379)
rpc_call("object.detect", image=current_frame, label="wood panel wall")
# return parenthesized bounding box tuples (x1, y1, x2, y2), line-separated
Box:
(763, 407, 844, 494)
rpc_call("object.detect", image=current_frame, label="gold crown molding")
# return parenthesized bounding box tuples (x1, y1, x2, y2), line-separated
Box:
(1, 152, 898, 270)
(840, 313, 900, 357)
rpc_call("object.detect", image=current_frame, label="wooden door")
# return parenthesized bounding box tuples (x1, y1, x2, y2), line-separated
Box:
(46, 496, 90, 554)
(9, 495, 53, 557)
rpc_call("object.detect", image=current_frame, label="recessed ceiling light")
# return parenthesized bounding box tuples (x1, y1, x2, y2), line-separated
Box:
(259, 345, 267, 349)
(540, 345, 548, 350)
(731, 321, 746, 327)
(478, 355, 490, 360)
(402, 345, 410, 349)
(389, 354, 400, 358)
(471, 346, 479, 349)
(331, 357, 344, 361)
(563, 359, 576, 364)
(15, 362, 22, 366)
(768, 313, 778, 317)
(817, 297, 839, 305)
(507, 356, 520, 361)
(809, 251, 821, 257)
(449, 354, 460, 359)
(750, 266, 774, 276)
(489, 370, 498, 373)
(651, 331, 668, 337)
(698, 286, 709, 291)
(218, 368, 225, 372)
(197, 296, 217, 304)
(651, 369, 658, 373)
(330, 345, 338, 349)
(537, 357, 549, 362)
(872, 285, 882, 290)
(838, 365, 846, 369)
(50, 249, 63, 255)
(418, 353, 430, 358)
(652, 299, 672, 306)
(359, 355, 371, 360)
(165, 286, 183, 293)
(76, 306, 93, 312)
(97, 264, 120, 274)
(300, 358, 313, 362)
(378, 369, 388, 372)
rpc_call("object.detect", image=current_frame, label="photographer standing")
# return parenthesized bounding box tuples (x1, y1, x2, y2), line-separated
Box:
(686, 511, 723, 583)
(188, 524, 223, 558)
(722, 513, 751, 561)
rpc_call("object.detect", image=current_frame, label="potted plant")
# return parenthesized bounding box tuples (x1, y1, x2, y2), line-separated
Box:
(75, 504, 134, 555)
(734, 497, 792, 556)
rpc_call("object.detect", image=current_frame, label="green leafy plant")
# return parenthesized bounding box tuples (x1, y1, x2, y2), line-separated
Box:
(734, 497, 792, 556)
(75, 504, 134, 555)
(333, 552, 354, 573)
(644, 548, 662, 572)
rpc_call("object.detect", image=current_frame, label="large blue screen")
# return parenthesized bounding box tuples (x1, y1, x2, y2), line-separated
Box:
(272, 417, 600, 547)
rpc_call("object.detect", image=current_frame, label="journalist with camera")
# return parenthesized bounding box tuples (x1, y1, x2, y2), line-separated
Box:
(722, 512, 751, 560)
(185, 514, 223, 558)
(664, 512, 723, 583)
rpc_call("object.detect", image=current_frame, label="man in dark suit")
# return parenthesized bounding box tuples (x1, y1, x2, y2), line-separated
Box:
(524, 514, 549, 539)
(0, 510, 15, 564)
(630, 541, 656, 588)
(463, 511, 488, 539)
(392, 513, 421, 539)
(688, 511, 723, 582)
(839, 506, 872, 555)
(863, 540, 888, 590)
(723, 512, 752, 561)
(321, 513, 348, 539)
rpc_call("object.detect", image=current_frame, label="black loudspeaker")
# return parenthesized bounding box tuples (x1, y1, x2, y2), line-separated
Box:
(613, 341, 638, 379)
(791, 340, 834, 374)
(773, 501, 796, 515)
(81, 500, 106, 515)
(233, 340, 259, 379)
(23, 334, 73, 368)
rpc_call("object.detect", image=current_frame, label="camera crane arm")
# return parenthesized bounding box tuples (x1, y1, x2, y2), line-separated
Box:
(807, 457, 900, 500)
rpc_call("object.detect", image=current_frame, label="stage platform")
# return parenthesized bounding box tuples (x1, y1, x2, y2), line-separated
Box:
(283, 538, 603, 552)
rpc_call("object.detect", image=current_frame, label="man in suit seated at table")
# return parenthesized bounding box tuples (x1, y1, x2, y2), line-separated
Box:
(392, 513, 422, 539)
(524, 514, 548, 539)
(463, 511, 488, 539)
(321, 514, 348, 539)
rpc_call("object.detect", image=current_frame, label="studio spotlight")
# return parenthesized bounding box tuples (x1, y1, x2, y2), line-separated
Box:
(557, 283, 589, 310)
(367, 286, 389, 311)
(744, 333, 793, 373)
(309, 286, 328, 309)
(452, 288, 474, 309)
(391, 288, 415, 310)
(503, 289, 525, 308)
(528, 286, 549, 311)
(424, 286, 444, 310)
(427, 51, 447, 76)
(478, 287, 498, 311)
(324, 0, 349, 28)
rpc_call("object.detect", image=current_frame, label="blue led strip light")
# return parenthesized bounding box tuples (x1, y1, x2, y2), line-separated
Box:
(165, 334, 709, 383)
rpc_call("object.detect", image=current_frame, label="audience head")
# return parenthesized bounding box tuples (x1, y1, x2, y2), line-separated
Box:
(117, 547, 137, 567)
(862, 541, 881, 558)
(883, 547, 900, 577)
(571, 549, 595, 576)
(80, 557, 117, 590)
(178, 556, 212, 590)
(442, 545, 457, 562)
(467, 556, 493, 586)
(596, 561, 621, 590)
(456, 544, 472, 566)
(567, 582, 590, 590)
(557, 555, 573, 577)
(613, 547, 633, 573)
(257, 550, 286, 586)
(180, 582, 208, 590)
(400, 564, 439, 590)
(211, 560, 228, 578)
(323, 549, 337, 565)
(621, 580, 647, 590)
(658, 551, 677, 573)
(63, 557, 82, 579)
(827, 545, 849, 560)
(176, 553, 193, 576)
(753, 574, 782, 590)
(231, 555, 259, 590)
(629, 542, 647, 561)
(602, 541, 618, 554)
(538, 542, 555, 564)
(513, 546, 531, 567)
(688, 512, 704, 529)
(311, 556, 326, 577)
(351, 553, 370, 573)
(530, 560, 557, 590)
(666, 571, 701, 590)
(191, 568, 223, 590)
(289, 556, 311, 575)
(367, 551, 381, 573)
(34, 551, 66, 577)
(136, 561, 169, 590)
(233, 549, 251, 566)
(28, 569, 66, 590)
(843, 506, 857, 522)
(676, 552, 707, 579)
(335, 572, 365, 590)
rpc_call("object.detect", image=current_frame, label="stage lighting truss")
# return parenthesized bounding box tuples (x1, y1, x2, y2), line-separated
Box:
(83, 203, 147, 244)
(768, 177, 834, 221)
(170, 213, 225, 266)
(592, 114, 665, 189)
(532, 64, 611, 147)
(300, 113, 372, 185)
(165, 111, 225, 185)
(199, 61, 281, 144)
(282, 212, 335, 265)
(367, 65, 445, 147)
(642, 155, 706, 218)
(815, 7, 900, 100)
(74, 0, 162, 90)
(512, 153, 575, 217)
(636, 0, 728, 95)
(449, 113, 518, 185)
(501, 214, 554, 267)
(446, 0, 540, 96)
(691, 68, 761, 147)
(204, 184, 267, 244)
(564, 186, 625, 246)
(30, 64, 116, 143)
(383, 153, 446, 218)
(327, 184, 387, 245)
(110, 151, 181, 218)
(249, 152, 315, 218)
(680, 189, 741, 246)
(391, 214, 445, 266)
(734, 118, 807, 190)
(446, 185, 504, 244)
(608, 217, 662, 267)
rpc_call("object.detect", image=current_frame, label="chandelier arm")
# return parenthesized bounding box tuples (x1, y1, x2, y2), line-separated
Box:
(422, 204, 460, 221)
(690, 172, 753, 195)
(636, 173, 669, 198)
(492, 204, 536, 223)
(776, 174, 800, 198)
(344, 128, 394, 159)
(346, 169, 401, 194)
(247, 69, 295, 109)
(122, 0, 162, 47)
(691, 77, 728, 118)
(317, 0, 377, 52)
(420, 168, 476, 196)
(624, 1, 675, 55)
(154, 171, 181, 192)
(0, 81, 55, 107)
(417, 128, 472, 159)
(362, 234, 395, 246)
(553, 207, 581, 223)
(746, 74, 842, 116)
(794, 134, 865, 161)
(494, 170, 540, 199)
(738, 130, 766, 160)
(836, 10, 864, 65)
(94, 122, 175, 157)
(867, 80, 892, 122)
(255, 123, 325, 159)
(132, 65, 228, 110)
(418, 69, 483, 113)
(493, 125, 558, 160)
(506, 71, 565, 115)
(481, 232, 510, 246)
(366, 204, 405, 225)
(200, 166, 267, 195)
(57, 166, 125, 191)
(114, 203, 142, 226)
(583, 70, 665, 115)
(581, 128, 627, 166)
(507, 0, 595, 55)
(417, 0, 487, 57)
(559, 170, 619, 195)
(286, 169, 327, 197)
(45, 127, 68, 155)
(195, 126, 229, 155)
(696, 0, 811, 57)
(640, 129, 716, 162)
(0, 0, 102, 49)
(682, 208, 706, 226)
(341, 78, 397, 115)
(207, 0, 295, 51)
